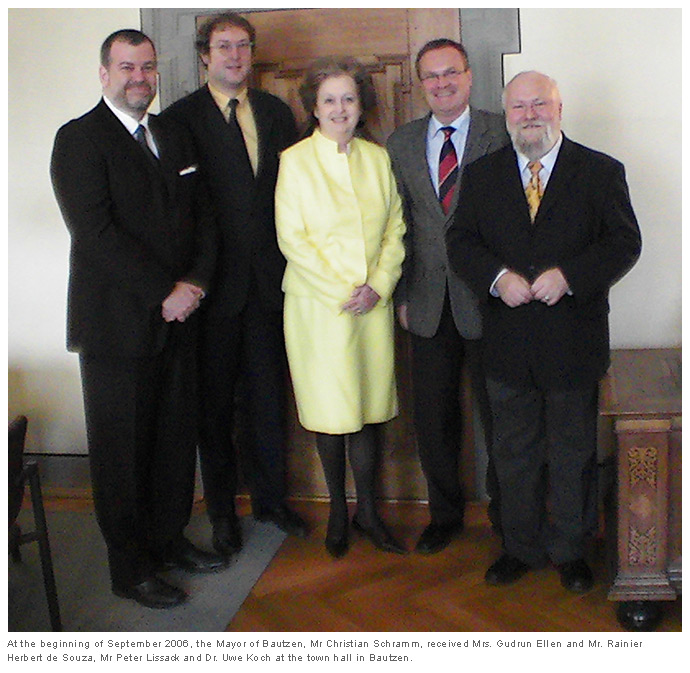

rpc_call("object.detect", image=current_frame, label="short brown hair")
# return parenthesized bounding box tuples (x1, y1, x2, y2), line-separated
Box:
(100, 29, 155, 67)
(195, 12, 256, 57)
(415, 38, 469, 78)
(298, 56, 377, 136)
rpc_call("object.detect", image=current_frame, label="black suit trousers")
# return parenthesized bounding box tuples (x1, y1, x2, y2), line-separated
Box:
(197, 289, 287, 520)
(486, 377, 599, 566)
(79, 325, 197, 587)
(409, 295, 497, 525)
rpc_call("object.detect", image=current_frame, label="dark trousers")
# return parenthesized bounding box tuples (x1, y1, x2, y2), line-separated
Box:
(409, 296, 498, 526)
(198, 296, 287, 521)
(79, 327, 197, 587)
(486, 377, 599, 566)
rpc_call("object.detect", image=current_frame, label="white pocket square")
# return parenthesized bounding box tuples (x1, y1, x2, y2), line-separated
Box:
(179, 165, 198, 176)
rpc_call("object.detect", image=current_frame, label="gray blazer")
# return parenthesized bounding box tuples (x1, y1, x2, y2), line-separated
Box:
(387, 108, 509, 339)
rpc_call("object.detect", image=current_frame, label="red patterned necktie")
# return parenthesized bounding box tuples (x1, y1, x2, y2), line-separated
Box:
(438, 126, 458, 214)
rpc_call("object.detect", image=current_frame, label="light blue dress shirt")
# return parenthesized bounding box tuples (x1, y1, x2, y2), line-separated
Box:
(426, 107, 471, 195)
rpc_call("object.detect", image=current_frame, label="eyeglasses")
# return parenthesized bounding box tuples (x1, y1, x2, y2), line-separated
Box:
(210, 40, 254, 54)
(419, 67, 468, 83)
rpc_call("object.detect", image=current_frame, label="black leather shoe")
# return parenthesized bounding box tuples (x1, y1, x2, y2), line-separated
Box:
(159, 537, 228, 574)
(352, 515, 407, 554)
(112, 576, 187, 609)
(255, 504, 308, 538)
(485, 554, 531, 585)
(212, 516, 243, 557)
(325, 534, 349, 558)
(558, 559, 594, 593)
(415, 521, 464, 554)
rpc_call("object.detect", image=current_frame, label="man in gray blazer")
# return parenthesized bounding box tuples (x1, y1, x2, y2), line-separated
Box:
(387, 39, 509, 554)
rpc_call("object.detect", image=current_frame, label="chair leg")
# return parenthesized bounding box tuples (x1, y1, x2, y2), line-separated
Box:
(25, 463, 62, 632)
(9, 522, 22, 562)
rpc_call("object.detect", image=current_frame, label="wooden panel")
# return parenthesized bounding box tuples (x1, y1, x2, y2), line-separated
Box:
(600, 349, 682, 604)
(193, 8, 478, 503)
(243, 8, 410, 61)
(599, 348, 681, 417)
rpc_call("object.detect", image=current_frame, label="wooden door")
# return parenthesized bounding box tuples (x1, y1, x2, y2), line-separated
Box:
(197, 8, 478, 503)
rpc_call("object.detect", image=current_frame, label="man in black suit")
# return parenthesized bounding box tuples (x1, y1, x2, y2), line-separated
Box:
(161, 12, 306, 556)
(447, 71, 641, 592)
(387, 39, 508, 554)
(51, 29, 225, 609)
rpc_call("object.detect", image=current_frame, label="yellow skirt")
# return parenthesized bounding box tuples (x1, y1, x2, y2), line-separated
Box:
(284, 294, 398, 434)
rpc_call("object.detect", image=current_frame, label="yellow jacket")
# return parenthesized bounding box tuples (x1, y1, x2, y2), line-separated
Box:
(275, 130, 405, 310)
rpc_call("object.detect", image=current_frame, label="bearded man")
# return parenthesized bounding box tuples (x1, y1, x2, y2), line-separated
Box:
(446, 71, 641, 594)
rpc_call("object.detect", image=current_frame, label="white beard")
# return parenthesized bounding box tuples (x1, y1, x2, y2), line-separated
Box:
(509, 122, 557, 161)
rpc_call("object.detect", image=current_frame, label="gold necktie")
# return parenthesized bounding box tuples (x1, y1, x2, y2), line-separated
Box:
(525, 160, 544, 222)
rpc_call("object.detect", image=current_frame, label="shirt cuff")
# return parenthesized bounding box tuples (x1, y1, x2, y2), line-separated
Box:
(490, 268, 509, 297)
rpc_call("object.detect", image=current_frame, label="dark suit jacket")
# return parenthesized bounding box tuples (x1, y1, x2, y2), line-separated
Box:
(387, 108, 509, 339)
(161, 86, 298, 318)
(50, 100, 216, 358)
(446, 135, 641, 389)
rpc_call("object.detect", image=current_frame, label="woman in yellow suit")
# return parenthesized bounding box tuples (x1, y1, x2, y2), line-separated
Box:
(275, 57, 406, 558)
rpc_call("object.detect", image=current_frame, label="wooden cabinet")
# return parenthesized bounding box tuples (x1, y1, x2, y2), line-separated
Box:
(599, 348, 681, 629)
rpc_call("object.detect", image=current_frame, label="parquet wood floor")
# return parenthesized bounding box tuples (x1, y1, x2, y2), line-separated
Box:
(228, 500, 682, 633)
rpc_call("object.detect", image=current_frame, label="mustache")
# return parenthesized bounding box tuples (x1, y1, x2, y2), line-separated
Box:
(125, 81, 154, 93)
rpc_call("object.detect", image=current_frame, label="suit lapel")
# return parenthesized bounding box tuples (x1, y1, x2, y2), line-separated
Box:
(460, 109, 493, 170)
(497, 145, 532, 226)
(410, 115, 443, 216)
(248, 89, 271, 179)
(147, 114, 178, 199)
(96, 101, 166, 189)
(200, 86, 255, 183)
(448, 108, 499, 224)
(409, 115, 447, 220)
(534, 135, 578, 225)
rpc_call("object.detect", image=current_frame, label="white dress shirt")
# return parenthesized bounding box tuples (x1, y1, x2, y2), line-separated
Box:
(103, 95, 159, 157)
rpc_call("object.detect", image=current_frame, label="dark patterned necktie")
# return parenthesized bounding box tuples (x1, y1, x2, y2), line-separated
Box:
(133, 124, 158, 162)
(438, 126, 458, 214)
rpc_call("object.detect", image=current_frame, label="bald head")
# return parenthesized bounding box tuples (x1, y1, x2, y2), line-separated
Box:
(503, 71, 563, 160)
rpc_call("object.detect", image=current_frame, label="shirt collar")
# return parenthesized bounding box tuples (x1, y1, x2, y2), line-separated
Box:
(428, 106, 471, 139)
(103, 95, 151, 135)
(516, 132, 563, 175)
(208, 82, 249, 113)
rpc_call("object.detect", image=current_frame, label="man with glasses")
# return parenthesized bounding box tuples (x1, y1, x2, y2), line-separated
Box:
(387, 39, 508, 555)
(446, 71, 640, 591)
(162, 12, 305, 557)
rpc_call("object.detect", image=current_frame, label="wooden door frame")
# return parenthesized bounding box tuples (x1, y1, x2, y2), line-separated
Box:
(140, 7, 520, 500)
(142, 8, 519, 113)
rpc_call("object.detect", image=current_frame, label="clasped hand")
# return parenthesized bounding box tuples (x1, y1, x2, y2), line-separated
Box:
(161, 281, 205, 322)
(496, 268, 569, 308)
(341, 284, 380, 316)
